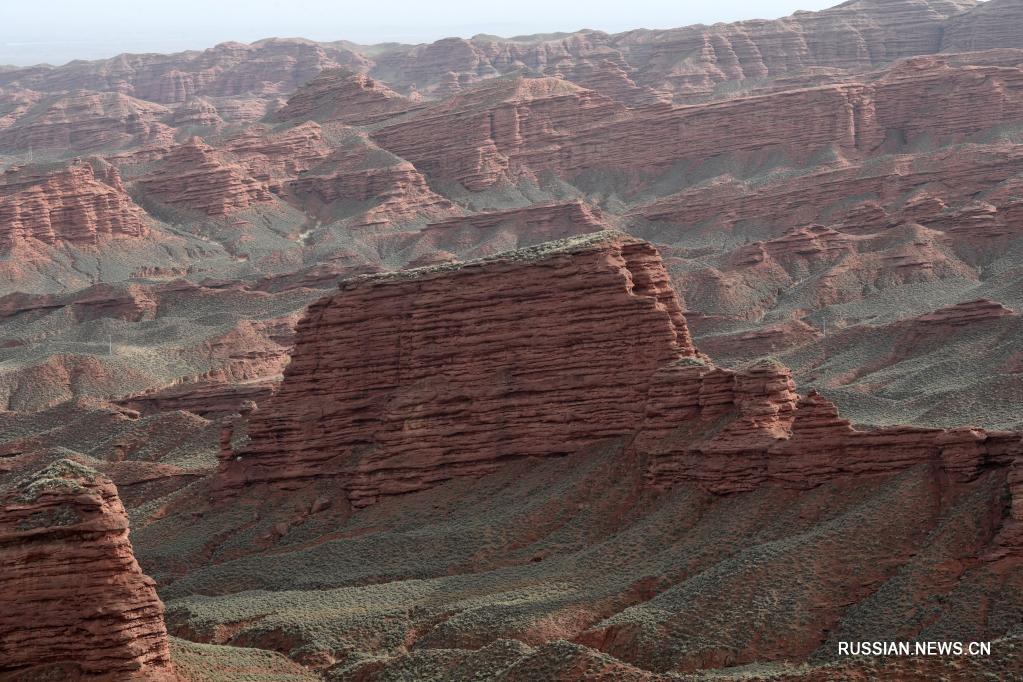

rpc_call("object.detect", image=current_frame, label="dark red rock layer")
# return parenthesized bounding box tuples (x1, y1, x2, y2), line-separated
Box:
(0, 161, 148, 248)
(274, 69, 420, 125)
(371, 57, 1023, 191)
(0, 460, 178, 680)
(223, 234, 1023, 512)
(136, 137, 273, 217)
(372, 76, 628, 191)
(640, 367, 1022, 494)
(218, 232, 700, 506)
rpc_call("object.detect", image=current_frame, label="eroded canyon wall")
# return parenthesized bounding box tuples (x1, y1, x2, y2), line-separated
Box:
(221, 234, 1022, 510)
(218, 231, 701, 506)
(0, 459, 177, 680)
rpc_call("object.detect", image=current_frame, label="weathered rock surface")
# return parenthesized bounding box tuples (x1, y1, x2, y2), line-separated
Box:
(274, 69, 420, 125)
(372, 76, 628, 191)
(282, 130, 457, 226)
(368, 56, 1023, 191)
(0, 160, 148, 248)
(219, 232, 700, 505)
(136, 137, 273, 217)
(220, 233, 1023, 519)
(641, 369, 1021, 493)
(942, 0, 1023, 52)
(400, 200, 610, 261)
(0, 459, 178, 680)
(0, 39, 369, 106)
(0, 91, 171, 153)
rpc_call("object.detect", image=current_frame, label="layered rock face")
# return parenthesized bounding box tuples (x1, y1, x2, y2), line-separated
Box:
(223, 234, 1023, 509)
(136, 137, 273, 217)
(942, 0, 1023, 52)
(0, 161, 148, 248)
(372, 76, 628, 191)
(369, 56, 1023, 191)
(0, 459, 177, 680)
(640, 366, 1021, 493)
(1, 39, 369, 105)
(0, 92, 171, 154)
(273, 69, 420, 125)
(281, 130, 458, 226)
(219, 232, 700, 505)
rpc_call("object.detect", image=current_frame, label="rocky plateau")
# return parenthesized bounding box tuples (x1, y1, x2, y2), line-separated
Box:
(3, 0, 1023, 679)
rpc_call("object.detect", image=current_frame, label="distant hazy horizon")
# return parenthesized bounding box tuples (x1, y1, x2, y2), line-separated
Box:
(2, 0, 843, 67)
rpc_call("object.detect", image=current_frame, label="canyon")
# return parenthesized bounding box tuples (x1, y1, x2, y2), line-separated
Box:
(1, 0, 1023, 678)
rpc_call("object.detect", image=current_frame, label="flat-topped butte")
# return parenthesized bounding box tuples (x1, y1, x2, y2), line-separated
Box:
(338, 229, 638, 289)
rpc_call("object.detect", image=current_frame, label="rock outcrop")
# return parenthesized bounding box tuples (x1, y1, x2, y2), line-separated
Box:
(0, 459, 178, 680)
(274, 69, 420, 125)
(282, 131, 457, 226)
(942, 0, 1023, 52)
(1, 39, 369, 106)
(916, 298, 1015, 326)
(136, 137, 272, 217)
(401, 200, 610, 261)
(0, 92, 171, 153)
(371, 57, 1023, 190)
(222, 234, 1023, 509)
(218, 231, 701, 505)
(641, 370, 1021, 494)
(372, 76, 628, 191)
(0, 160, 148, 248)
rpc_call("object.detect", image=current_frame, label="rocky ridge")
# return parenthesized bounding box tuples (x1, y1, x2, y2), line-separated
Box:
(0, 459, 178, 680)
(218, 232, 701, 505)
(0, 160, 148, 248)
(220, 234, 1023, 511)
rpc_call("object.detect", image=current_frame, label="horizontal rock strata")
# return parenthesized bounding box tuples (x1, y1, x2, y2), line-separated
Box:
(0, 459, 178, 680)
(223, 234, 1023, 511)
(274, 69, 420, 125)
(0, 161, 148, 248)
(218, 231, 700, 505)
(136, 137, 273, 217)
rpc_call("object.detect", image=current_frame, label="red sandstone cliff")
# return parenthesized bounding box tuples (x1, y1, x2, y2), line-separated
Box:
(0, 160, 148, 248)
(0, 459, 178, 680)
(136, 137, 273, 217)
(221, 234, 1023, 511)
(274, 69, 420, 125)
(0, 91, 172, 154)
(218, 231, 701, 506)
(368, 56, 1023, 191)
(372, 76, 628, 191)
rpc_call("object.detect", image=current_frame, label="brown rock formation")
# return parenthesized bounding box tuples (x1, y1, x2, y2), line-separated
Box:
(0, 459, 178, 680)
(282, 131, 457, 226)
(916, 298, 1015, 325)
(371, 56, 1023, 192)
(117, 314, 299, 417)
(222, 234, 1023, 511)
(223, 122, 331, 190)
(136, 137, 272, 217)
(1, 39, 369, 106)
(372, 76, 628, 191)
(0, 91, 171, 153)
(942, 0, 1023, 52)
(218, 231, 701, 505)
(642, 374, 1021, 494)
(274, 69, 420, 125)
(0, 160, 148, 248)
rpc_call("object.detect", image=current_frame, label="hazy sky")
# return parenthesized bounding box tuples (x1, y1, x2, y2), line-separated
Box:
(2, 0, 841, 67)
